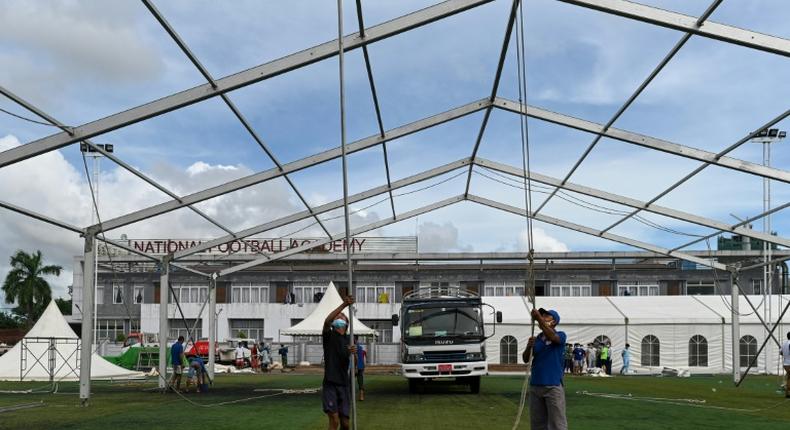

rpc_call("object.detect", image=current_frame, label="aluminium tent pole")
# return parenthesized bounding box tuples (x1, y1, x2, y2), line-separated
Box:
(158, 258, 170, 390)
(79, 232, 96, 405)
(336, 0, 357, 428)
(730, 272, 740, 383)
(209, 273, 217, 379)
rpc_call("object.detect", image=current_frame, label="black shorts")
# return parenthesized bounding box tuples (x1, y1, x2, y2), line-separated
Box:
(322, 382, 350, 417)
(356, 369, 364, 389)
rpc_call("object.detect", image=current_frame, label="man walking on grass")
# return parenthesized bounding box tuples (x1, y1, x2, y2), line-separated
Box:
(523, 308, 568, 430)
(323, 294, 357, 430)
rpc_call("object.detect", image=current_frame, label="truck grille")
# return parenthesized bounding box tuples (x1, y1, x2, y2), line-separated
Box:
(423, 350, 467, 362)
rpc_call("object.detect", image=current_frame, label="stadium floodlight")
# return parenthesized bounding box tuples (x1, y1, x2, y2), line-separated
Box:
(80, 143, 114, 153)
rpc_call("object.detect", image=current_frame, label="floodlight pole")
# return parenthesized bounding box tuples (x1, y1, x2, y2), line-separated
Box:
(750, 128, 785, 373)
(79, 231, 96, 405)
(729, 271, 740, 383)
(158, 257, 170, 390)
(337, 0, 357, 428)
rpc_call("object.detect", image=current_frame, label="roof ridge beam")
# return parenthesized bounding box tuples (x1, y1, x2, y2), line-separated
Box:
(556, 0, 790, 57)
(171, 158, 471, 260)
(217, 195, 465, 276)
(0, 0, 494, 168)
(493, 98, 790, 183)
(474, 158, 790, 249)
(466, 194, 728, 270)
(0, 85, 237, 236)
(91, 99, 488, 233)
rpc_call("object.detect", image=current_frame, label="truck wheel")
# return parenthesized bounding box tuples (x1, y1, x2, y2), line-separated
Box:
(469, 376, 481, 394)
(408, 379, 419, 394)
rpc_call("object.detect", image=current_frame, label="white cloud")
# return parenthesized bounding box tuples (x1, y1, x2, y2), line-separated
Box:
(521, 227, 571, 253)
(0, 1, 164, 108)
(418, 221, 473, 252)
(0, 134, 387, 306)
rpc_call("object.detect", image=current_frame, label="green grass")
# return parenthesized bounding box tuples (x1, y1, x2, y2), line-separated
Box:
(0, 373, 788, 429)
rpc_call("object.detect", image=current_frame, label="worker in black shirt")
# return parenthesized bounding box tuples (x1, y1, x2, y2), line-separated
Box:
(322, 294, 357, 430)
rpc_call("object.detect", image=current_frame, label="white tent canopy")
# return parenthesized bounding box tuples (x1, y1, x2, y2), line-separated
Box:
(281, 282, 377, 337)
(484, 295, 790, 375)
(0, 301, 144, 381)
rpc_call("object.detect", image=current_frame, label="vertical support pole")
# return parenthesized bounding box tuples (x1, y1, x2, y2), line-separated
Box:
(731, 272, 740, 384)
(158, 258, 170, 390)
(336, 0, 356, 428)
(49, 339, 56, 385)
(209, 273, 217, 379)
(79, 232, 95, 405)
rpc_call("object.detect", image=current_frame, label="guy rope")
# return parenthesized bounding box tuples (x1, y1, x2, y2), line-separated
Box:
(511, 0, 536, 428)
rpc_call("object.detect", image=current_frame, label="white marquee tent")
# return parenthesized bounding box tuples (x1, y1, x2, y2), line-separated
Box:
(0, 301, 144, 381)
(280, 282, 377, 337)
(484, 295, 790, 375)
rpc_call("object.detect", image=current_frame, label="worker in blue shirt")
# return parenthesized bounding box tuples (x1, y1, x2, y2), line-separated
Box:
(522, 308, 567, 430)
(169, 336, 185, 392)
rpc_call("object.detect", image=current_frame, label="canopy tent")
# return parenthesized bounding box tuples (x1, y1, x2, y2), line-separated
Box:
(0, 301, 144, 381)
(280, 282, 377, 337)
(0, 0, 786, 403)
(484, 295, 790, 375)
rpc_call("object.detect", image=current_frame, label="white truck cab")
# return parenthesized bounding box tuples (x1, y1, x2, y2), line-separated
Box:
(394, 287, 501, 393)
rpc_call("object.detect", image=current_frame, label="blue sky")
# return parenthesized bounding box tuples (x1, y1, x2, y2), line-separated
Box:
(0, 0, 788, 301)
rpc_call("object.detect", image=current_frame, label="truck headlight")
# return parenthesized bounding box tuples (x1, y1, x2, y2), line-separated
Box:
(466, 352, 483, 360)
(406, 354, 424, 362)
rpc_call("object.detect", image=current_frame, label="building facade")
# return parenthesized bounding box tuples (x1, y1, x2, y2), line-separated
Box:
(70, 236, 787, 364)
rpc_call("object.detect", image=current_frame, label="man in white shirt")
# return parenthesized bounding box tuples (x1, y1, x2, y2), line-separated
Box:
(781, 332, 790, 398)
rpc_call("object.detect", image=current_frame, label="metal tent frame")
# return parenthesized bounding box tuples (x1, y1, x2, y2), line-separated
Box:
(0, 0, 788, 410)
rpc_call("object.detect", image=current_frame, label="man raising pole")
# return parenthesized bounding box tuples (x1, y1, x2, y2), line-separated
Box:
(322, 294, 357, 430)
(522, 308, 568, 430)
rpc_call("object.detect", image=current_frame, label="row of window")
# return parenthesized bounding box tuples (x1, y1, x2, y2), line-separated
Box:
(98, 317, 392, 343)
(499, 334, 759, 367)
(94, 279, 765, 304)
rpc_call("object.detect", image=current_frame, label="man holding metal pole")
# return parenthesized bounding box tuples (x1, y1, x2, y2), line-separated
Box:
(522, 308, 568, 430)
(322, 295, 357, 430)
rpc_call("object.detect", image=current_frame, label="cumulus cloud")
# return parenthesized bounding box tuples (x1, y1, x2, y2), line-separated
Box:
(517, 227, 570, 253)
(418, 221, 473, 252)
(0, 1, 164, 108)
(0, 134, 386, 304)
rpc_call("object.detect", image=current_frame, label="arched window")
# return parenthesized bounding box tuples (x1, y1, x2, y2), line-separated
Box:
(500, 336, 518, 364)
(593, 335, 611, 346)
(641, 335, 660, 366)
(739, 335, 758, 367)
(688, 335, 708, 367)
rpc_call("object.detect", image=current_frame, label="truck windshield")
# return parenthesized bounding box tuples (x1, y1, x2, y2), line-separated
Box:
(404, 306, 482, 339)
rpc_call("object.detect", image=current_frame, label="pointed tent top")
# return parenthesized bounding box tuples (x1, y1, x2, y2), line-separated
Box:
(280, 282, 377, 337)
(25, 300, 78, 339)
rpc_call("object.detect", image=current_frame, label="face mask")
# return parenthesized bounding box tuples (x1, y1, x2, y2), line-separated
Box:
(332, 319, 348, 329)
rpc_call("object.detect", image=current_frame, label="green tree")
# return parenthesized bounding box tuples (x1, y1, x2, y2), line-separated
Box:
(2, 250, 62, 326)
(55, 297, 72, 316)
(0, 311, 21, 328)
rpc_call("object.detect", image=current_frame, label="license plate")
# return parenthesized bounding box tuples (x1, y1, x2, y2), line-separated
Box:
(438, 364, 452, 373)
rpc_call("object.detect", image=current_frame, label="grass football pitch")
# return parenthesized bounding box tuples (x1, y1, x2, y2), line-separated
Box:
(1, 373, 788, 429)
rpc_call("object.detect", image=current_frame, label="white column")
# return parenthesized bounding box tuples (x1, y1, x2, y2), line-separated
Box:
(731, 273, 740, 383)
(208, 275, 217, 379)
(79, 233, 95, 405)
(158, 260, 169, 390)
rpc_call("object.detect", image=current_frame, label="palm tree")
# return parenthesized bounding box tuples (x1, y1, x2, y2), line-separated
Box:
(2, 250, 62, 326)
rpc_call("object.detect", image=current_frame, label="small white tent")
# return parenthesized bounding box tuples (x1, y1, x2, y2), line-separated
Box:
(0, 301, 144, 381)
(281, 282, 377, 337)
